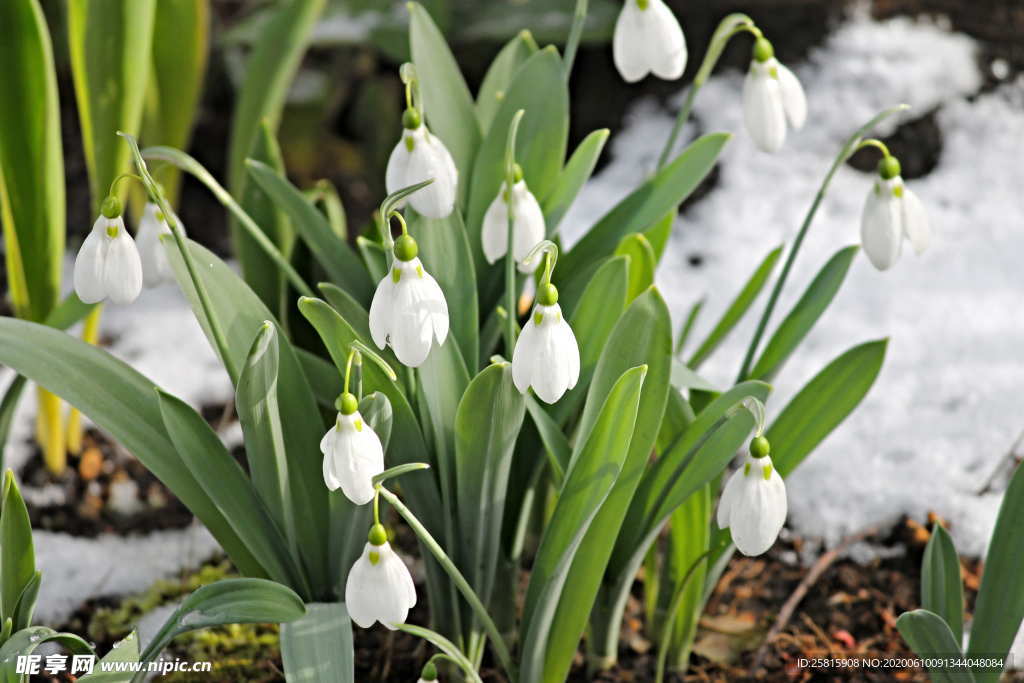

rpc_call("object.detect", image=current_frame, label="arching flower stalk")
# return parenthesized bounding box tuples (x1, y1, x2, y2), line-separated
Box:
(512, 242, 581, 403)
(73, 195, 143, 305)
(612, 0, 688, 83)
(860, 150, 930, 271)
(742, 37, 807, 153)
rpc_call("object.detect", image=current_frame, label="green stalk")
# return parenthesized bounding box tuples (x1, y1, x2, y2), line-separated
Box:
(735, 105, 909, 381)
(503, 110, 526, 355)
(654, 550, 712, 683)
(378, 486, 517, 682)
(562, 0, 588, 82)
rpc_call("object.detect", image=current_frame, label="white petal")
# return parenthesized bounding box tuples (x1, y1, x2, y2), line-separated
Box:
(388, 260, 437, 367)
(743, 62, 787, 153)
(775, 62, 807, 130)
(860, 181, 903, 271)
(512, 182, 546, 272)
(512, 314, 542, 394)
(137, 204, 179, 288)
(900, 185, 930, 255)
(344, 545, 380, 628)
(73, 221, 108, 304)
(405, 128, 457, 219)
(558, 318, 581, 390)
(729, 457, 787, 556)
(385, 135, 412, 203)
(103, 228, 143, 305)
(417, 268, 449, 346)
(369, 275, 396, 350)
(716, 464, 745, 529)
(527, 306, 572, 403)
(376, 545, 417, 628)
(481, 186, 510, 264)
(645, 0, 687, 81)
(612, 1, 648, 83)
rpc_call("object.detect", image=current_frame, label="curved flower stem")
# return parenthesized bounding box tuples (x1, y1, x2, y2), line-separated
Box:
(378, 486, 518, 682)
(343, 348, 358, 394)
(562, 0, 588, 82)
(654, 550, 713, 683)
(120, 133, 239, 381)
(396, 623, 484, 683)
(735, 104, 909, 381)
(503, 110, 526, 354)
(657, 13, 758, 170)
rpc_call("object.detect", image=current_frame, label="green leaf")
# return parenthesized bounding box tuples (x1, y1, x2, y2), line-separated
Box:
(410, 209, 479, 371)
(10, 571, 40, 632)
(967, 461, 1024, 682)
(749, 245, 858, 380)
(0, 627, 93, 682)
(671, 360, 717, 392)
(525, 397, 571, 481)
(0, 473, 34, 623)
(543, 129, 609, 235)
(68, 0, 155, 210)
(396, 623, 481, 683)
(0, 319, 267, 579)
(139, 579, 305, 676)
(676, 298, 704, 355)
(768, 340, 887, 478)
(614, 233, 656, 303)
(157, 388, 309, 595)
(280, 602, 355, 683)
(896, 610, 973, 683)
(0, 0, 65, 322)
(453, 363, 525, 614)
(466, 47, 570, 286)
(559, 133, 729, 286)
(642, 209, 676, 264)
(520, 365, 647, 683)
(543, 290, 672, 683)
(476, 30, 538, 135)
(80, 630, 140, 682)
(660, 485, 711, 667)
(357, 236, 388, 283)
(688, 245, 783, 369)
(921, 524, 964, 645)
(408, 1, 481, 204)
(247, 159, 373, 304)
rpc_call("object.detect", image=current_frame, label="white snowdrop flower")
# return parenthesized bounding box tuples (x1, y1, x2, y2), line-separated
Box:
(320, 393, 384, 505)
(717, 436, 787, 557)
(612, 0, 687, 83)
(135, 202, 184, 288)
(345, 526, 416, 630)
(385, 109, 458, 219)
(369, 234, 449, 368)
(860, 156, 930, 271)
(512, 285, 580, 404)
(742, 38, 806, 153)
(481, 173, 546, 272)
(73, 197, 143, 305)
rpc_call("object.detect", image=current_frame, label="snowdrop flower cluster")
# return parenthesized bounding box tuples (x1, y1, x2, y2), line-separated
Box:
(860, 155, 930, 271)
(320, 392, 385, 505)
(716, 435, 787, 556)
(612, 0, 687, 83)
(386, 107, 458, 219)
(369, 232, 450, 368)
(481, 164, 546, 271)
(73, 196, 143, 305)
(742, 37, 807, 153)
(345, 523, 417, 629)
(135, 202, 185, 288)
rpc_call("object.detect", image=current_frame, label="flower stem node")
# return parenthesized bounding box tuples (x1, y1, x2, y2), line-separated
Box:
(612, 0, 688, 83)
(402, 107, 422, 130)
(100, 195, 123, 219)
(878, 155, 902, 180)
(368, 522, 388, 547)
(336, 392, 359, 416)
(420, 661, 438, 681)
(538, 283, 559, 307)
(749, 435, 771, 459)
(393, 234, 419, 262)
(752, 37, 775, 63)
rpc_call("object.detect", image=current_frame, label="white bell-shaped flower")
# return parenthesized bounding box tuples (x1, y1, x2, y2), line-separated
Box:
(386, 109, 458, 219)
(742, 38, 806, 153)
(73, 199, 143, 305)
(345, 527, 416, 630)
(860, 157, 929, 271)
(717, 437, 787, 557)
(512, 286, 580, 404)
(612, 0, 687, 83)
(135, 202, 185, 288)
(369, 235, 449, 368)
(320, 394, 385, 505)
(481, 177, 546, 272)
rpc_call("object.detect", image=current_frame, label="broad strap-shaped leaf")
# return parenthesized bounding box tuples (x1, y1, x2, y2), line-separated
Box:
(0, 318, 266, 579)
(614, 233, 656, 303)
(967, 461, 1024, 682)
(525, 396, 571, 479)
(80, 630, 139, 682)
(280, 602, 355, 683)
(749, 245, 858, 380)
(476, 30, 538, 135)
(520, 365, 647, 683)
(688, 245, 783, 369)
(897, 610, 975, 683)
(0, 627, 93, 682)
(768, 340, 887, 478)
(396, 624, 481, 683)
(642, 209, 676, 264)
(660, 485, 711, 667)
(558, 134, 729, 286)
(921, 524, 964, 645)
(0, 472, 34, 623)
(543, 129, 610, 235)
(0, 0, 65, 322)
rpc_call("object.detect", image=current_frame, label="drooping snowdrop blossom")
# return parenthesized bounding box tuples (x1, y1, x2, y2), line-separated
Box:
(369, 233, 449, 368)
(345, 524, 417, 629)
(717, 435, 787, 556)
(481, 166, 546, 272)
(742, 38, 806, 153)
(612, 0, 687, 83)
(73, 196, 143, 305)
(320, 392, 385, 504)
(135, 202, 184, 288)
(860, 155, 930, 271)
(513, 282, 580, 404)
(386, 108, 458, 219)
